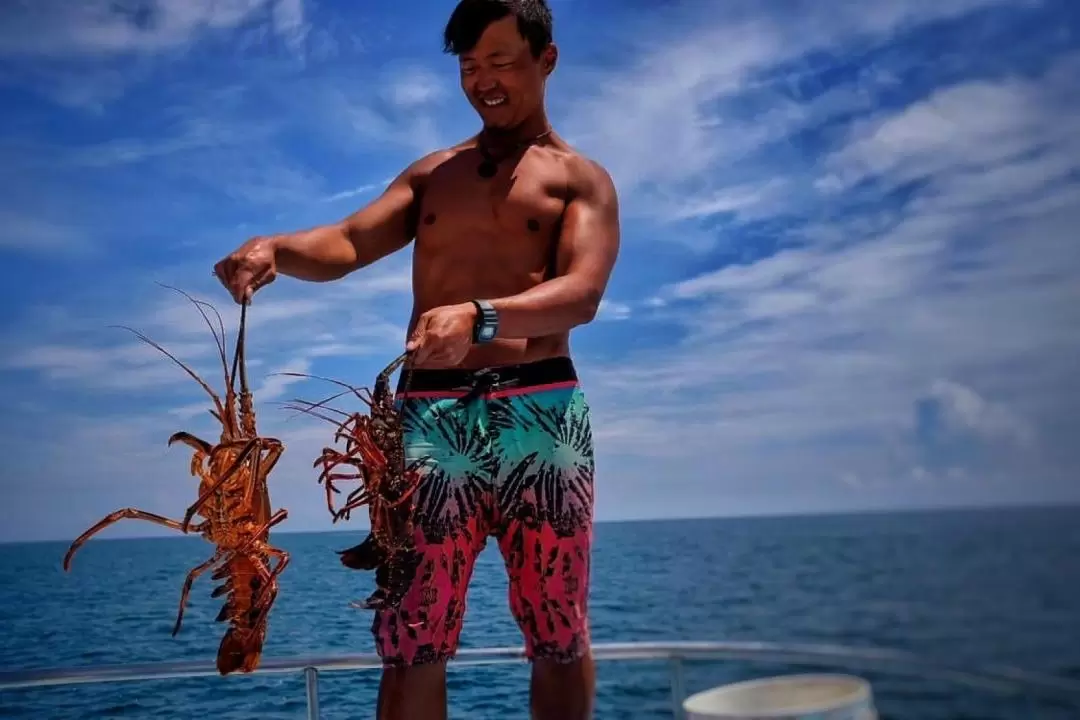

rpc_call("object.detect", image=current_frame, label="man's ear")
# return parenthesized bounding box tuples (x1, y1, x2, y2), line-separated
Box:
(542, 43, 558, 75)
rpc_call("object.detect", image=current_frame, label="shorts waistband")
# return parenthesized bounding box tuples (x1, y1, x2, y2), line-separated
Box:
(396, 356, 578, 399)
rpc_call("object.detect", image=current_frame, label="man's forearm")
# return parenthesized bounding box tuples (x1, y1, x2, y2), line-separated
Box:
(271, 223, 360, 282)
(489, 276, 602, 339)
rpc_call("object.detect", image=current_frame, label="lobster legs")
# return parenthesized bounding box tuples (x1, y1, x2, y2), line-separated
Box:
(62, 509, 203, 571)
(178, 437, 283, 532)
(242, 440, 284, 514)
(173, 550, 225, 636)
(173, 509, 290, 635)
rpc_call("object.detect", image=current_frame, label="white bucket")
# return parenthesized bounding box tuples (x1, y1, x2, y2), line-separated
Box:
(682, 673, 876, 720)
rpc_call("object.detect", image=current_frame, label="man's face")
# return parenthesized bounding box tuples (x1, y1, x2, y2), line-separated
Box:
(458, 16, 555, 130)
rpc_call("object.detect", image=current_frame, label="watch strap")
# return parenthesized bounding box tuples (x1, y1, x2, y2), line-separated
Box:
(471, 299, 498, 344)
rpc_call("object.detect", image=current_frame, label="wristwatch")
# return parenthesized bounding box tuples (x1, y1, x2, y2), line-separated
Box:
(471, 299, 499, 344)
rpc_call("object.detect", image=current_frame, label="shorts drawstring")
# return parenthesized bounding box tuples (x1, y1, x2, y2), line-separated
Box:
(452, 368, 521, 407)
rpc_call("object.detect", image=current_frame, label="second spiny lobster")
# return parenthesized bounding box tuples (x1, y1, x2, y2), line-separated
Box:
(281, 351, 429, 611)
(62, 285, 289, 675)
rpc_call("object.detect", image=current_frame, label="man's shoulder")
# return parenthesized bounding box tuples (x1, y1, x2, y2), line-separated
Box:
(558, 146, 617, 202)
(402, 135, 617, 199)
(404, 146, 464, 180)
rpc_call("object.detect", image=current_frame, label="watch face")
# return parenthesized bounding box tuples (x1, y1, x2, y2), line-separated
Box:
(479, 326, 495, 341)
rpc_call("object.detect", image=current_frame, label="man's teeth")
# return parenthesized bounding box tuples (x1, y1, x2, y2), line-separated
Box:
(482, 97, 507, 107)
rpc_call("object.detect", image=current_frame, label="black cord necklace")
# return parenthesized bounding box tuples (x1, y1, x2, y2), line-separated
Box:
(477, 128, 553, 178)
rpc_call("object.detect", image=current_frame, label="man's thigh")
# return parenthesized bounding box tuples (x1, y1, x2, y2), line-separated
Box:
(489, 383, 596, 662)
(371, 396, 491, 667)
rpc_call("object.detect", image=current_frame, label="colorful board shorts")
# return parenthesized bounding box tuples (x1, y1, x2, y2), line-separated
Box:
(370, 356, 595, 667)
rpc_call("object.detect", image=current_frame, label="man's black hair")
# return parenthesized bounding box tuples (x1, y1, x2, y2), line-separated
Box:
(443, 0, 553, 58)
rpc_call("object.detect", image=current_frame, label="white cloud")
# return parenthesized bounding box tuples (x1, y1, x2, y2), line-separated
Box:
(64, 116, 256, 168)
(596, 300, 632, 321)
(4, 339, 217, 391)
(321, 180, 390, 203)
(382, 66, 448, 109)
(0, 210, 93, 254)
(0, 1, 313, 112)
(819, 69, 1080, 193)
(0, 394, 341, 543)
(145, 294, 328, 338)
(578, 48, 1080, 509)
(2, 260, 415, 399)
(0, 0, 307, 57)
(558, 0, 1024, 225)
(926, 379, 1034, 447)
(271, 0, 308, 51)
(338, 265, 414, 298)
(663, 248, 816, 300)
(655, 179, 790, 224)
(255, 356, 313, 402)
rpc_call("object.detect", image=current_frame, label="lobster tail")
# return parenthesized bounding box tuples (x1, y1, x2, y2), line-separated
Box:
(216, 626, 264, 675)
(208, 552, 279, 675)
(337, 533, 384, 570)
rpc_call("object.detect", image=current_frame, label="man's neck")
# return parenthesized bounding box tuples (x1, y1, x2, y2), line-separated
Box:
(480, 111, 552, 150)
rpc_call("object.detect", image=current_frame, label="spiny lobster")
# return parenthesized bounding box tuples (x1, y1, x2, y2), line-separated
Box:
(62, 285, 289, 675)
(280, 351, 429, 611)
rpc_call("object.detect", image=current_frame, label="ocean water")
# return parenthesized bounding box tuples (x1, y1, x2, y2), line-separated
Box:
(1, 507, 1079, 719)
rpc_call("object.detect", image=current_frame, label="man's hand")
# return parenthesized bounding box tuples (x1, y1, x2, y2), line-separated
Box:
(406, 302, 477, 367)
(214, 236, 278, 304)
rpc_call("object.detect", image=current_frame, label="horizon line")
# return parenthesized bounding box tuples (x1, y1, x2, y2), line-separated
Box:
(3, 499, 1077, 546)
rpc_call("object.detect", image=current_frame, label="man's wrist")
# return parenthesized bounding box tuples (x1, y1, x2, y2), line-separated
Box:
(458, 301, 478, 323)
(262, 233, 285, 260)
(470, 299, 499, 344)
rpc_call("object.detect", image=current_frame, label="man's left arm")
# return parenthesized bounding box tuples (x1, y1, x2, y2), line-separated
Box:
(406, 159, 619, 366)
(490, 159, 621, 339)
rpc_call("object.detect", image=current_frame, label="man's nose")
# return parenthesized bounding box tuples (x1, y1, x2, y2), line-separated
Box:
(473, 71, 498, 92)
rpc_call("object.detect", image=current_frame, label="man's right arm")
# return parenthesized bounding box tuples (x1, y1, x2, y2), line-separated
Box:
(271, 152, 445, 282)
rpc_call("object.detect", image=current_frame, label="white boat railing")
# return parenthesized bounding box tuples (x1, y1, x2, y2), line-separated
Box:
(2, 640, 1079, 720)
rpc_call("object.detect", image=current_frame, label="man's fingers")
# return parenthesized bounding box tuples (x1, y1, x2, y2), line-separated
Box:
(410, 341, 432, 366)
(229, 264, 274, 304)
(408, 334, 429, 364)
(243, 269, 275, 302)
(228, 268, 254, 303)
(213, 238, 276, 305)
(413, 337, 464, 368)
(212, 257, 234, 287)
(407, 314, 430, 351)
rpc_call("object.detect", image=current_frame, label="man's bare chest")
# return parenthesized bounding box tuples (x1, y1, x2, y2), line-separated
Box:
(416, 152, 567, 247)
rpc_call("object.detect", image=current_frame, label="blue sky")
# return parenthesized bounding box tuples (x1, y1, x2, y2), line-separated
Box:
(1, 0, 1078, 543)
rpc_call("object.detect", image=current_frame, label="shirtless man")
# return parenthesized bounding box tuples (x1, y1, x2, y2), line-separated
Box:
(213, 1, 619, 718)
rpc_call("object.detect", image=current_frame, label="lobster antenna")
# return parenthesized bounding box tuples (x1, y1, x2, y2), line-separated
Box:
(230, 300, 247, 394)
(156, 283, 229, 381)
(280, 386, 356, 418)
(278, 402, 347, 427)
(272, 371, 373, 407)
(282, 396, 353, 420)
(113, 324, 225, 418)
(193, 299, 228, 371)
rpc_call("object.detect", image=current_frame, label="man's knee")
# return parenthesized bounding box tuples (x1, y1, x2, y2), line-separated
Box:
(378, 661, 449, 720)
(530, 653, 596, 720)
